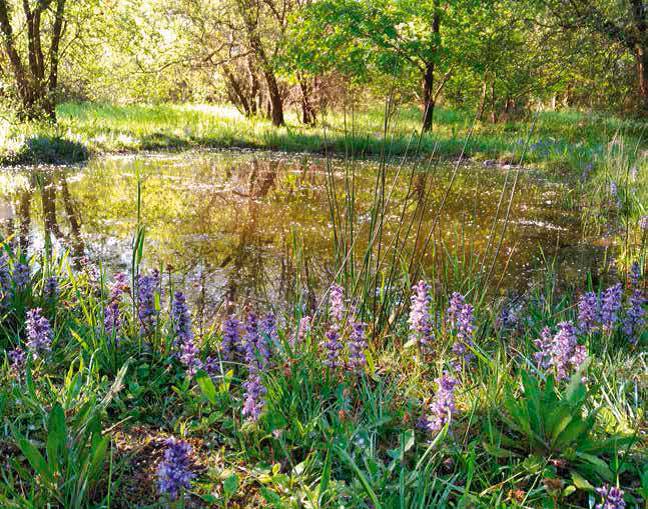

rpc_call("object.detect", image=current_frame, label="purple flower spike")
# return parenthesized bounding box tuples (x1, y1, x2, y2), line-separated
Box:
(577, 292, 599, 334)
(136, 272, 159, 335)
(180, 337, 203, 376)
(242, 373, 266, 421)
(0, 255, 11, 305)
(8, 347, 26, 372)
(534, 321, 586, 380)
(291, 316, 311, 347)
(447, 292, 475, 366)
(221, 314, 242, 361)
(13, 263, 30, 290)
(323, 325, 343, 369)
(260, 313, 280, 351)
(601, 283, 623, 331)
(639, 215, 648, 231)
(171, 292, 193, 345)
(623, 272, 645, 345)
(348, 316, 367, 373)
(44, 277, 58, 298)
(419, 372, 459, 433)
(244, 313, 271, 372)
(157, 438, 195, 501)
(409, 280, 434, 349)
(329, 284, 345, 323)
(25, 308, 53, 358)
(595, 484, 625, 509)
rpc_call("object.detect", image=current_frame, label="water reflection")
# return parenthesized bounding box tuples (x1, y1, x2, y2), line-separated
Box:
(0, 151, 605, 311)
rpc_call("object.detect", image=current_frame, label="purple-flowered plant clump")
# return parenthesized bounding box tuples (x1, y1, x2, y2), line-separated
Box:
(577, 291, 599, 333)
(495, 298, 523, 333)
(601, 283, 623, 331)
(244, 312, 271, 371)
(447, 292, 475, 367)
(171, 292, 192, 345)
(180, 335, 203, 376)
(347, 314, 367, 373)
(25, 308, 53, 358)
(534, 321, 586, 380)
(409, 280, 434, 349)
(221, 314, 242, 361)
(639, 215, 648, 231)
(44, 276, 58, 298)
(0, 255, 11, 306)
(324, 284, 345, 368)
(13, 262, 30, 290)
(595, 484, 625, 509)
(623, 262, 645, 344)
(419, 372, 459, 433)
(157, 438, 195, 501)
(242, 373, 266, 421)
(136, 271, 159, 335)
(8, 347, 26, 372)
(104, 273, 128, 340)
(260, 313, 281, 352)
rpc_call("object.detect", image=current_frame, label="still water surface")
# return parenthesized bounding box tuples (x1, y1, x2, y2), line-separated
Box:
(0, 150, 604, 311)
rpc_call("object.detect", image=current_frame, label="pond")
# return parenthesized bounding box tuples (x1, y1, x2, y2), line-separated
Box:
(0, 150, 606, 313)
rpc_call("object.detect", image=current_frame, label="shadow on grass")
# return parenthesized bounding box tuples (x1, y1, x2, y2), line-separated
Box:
(2, 135, 89, 165)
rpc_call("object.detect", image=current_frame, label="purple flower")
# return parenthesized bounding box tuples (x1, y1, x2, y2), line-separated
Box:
(447, 293, 475, 366)
(242, 372, 266, 421)
(221, 314, 242, 361)
(104, 299, 121, 336)
(623, 282, 645, 346)
(171, 292, 193, 346)
(495, 299, 522, 333)
(25, 308, 53, 358)
(409, 280, 434, 348)
(8, 347, 26, 372)
(260, 313, 280, 351)
(180, 336, 203, 376)
(329, 284, 345, 323)
(44, 277, 58, 298)
(323, 325, 343, 368)
(244, 313, 271, 372)
(601, 283, 623, 331)
(136, 272, 159, 335)
(629, 262, 641, 288)
(639, 216, 648, 230)
(0, 255, 11, 306)
(291, 316, 311, 347)
(347, 316, 367, 373)
(419, 372, 459, 432)
(157, 438, 195, 501)
(13, 263, 30, 290)
(577, 292, 599, 333)
(203, 356, 220, 376)
(110, 272, 129, 299)
(534, 322, 586, 380)
(595, 484, 625, 509)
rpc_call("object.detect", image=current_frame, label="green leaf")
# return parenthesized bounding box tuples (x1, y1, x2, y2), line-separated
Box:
(17, 436, 54, 486)
(334, 446, 382, 509)
(223, 474, 239, 499)
(571, 471, 594, 491)
(195, 370, 217, 405)
(46, 404, 67, 474)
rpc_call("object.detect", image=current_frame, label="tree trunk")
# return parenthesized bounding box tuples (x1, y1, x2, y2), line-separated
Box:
(298, 74, 316, 125)
(421, 6, 440, 132)
(634, 45, 648, 111)
(264, 70, 285, 127)
(476, 79, 487, 121)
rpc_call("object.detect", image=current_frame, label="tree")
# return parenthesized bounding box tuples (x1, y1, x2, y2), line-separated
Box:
(0, 0, 67, 120)
(542, 0, 648, 112)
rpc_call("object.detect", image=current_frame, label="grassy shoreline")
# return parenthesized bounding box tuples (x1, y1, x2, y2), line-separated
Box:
(2, 102, 647, 173)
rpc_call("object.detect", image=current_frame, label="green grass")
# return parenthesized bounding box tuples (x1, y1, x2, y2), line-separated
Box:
(2, 102, 648, 175)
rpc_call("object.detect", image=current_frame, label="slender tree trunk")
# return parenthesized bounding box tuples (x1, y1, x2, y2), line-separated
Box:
(476, 79, 487, 121)
(298, 74, 316, 125)
(264, 70, 285, 126)
(421, 6, 440, 132)
(634, 45, 648, 111)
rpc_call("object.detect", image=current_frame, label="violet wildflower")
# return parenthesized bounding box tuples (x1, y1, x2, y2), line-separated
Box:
(13, 262, 30, 290)
(203, 356, 220, 377)
(329, 284, 345, 323)
(242, 373, 266, 421)
(640, 215, 648, 231)
(447, 293, 475, 365)
(157, 438, 195, 501)
(180, 336, 203, 376)
(347, 316, 367, 373)
(0, 255, 11, 306)
(534, 322, 586, 380)
(577, 292, 599, 333)
(623, 267, 645, 344)
(171, 291, 193, 346)
(409, 280, 434, 348)
(25, 308, 53, 358)
(419, 372, 459, 432)
(260, 313, 280, 351)
(104, 299, 121, 336)
(495, 298, 522, 333)
(44, 276, 58, 299)
(136, 272, 158, 335)
(221, 314, 242, 361)
(291, 315, 311, 347)
(595, 484, 625, 509)
(323, 325, 343, 368)
(244, 313, 271, 371)
(110, 272, 129, 298)
(8, 347, 26, 372)
(601, 283, 623, 331)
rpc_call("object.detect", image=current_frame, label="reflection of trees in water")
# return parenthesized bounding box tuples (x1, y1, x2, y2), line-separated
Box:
(2, 170, 85, 261)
